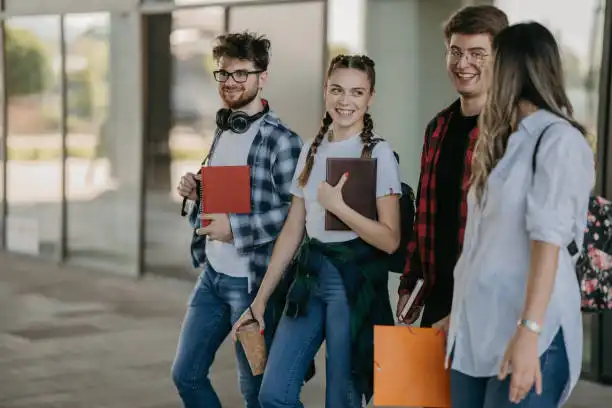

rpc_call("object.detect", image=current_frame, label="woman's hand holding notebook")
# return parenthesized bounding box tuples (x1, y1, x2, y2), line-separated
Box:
(325, 157, 377, 231)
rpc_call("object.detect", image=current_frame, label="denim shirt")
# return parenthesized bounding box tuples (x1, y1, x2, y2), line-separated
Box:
(446, 110, 595, 406)
(187, 109, 303, 291)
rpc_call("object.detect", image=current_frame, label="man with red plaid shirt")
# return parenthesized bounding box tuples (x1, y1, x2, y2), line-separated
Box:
(397, 5, 508, 330)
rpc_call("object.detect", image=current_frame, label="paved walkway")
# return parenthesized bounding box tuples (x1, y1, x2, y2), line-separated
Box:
(0, 252, 610, 408)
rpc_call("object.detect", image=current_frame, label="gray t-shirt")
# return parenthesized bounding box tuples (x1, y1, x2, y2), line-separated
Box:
(290, 132, 402, 243)
(205, 118, 263, 278)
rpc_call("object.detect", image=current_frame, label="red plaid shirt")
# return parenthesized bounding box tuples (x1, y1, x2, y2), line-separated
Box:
(399, 100, 479, 297)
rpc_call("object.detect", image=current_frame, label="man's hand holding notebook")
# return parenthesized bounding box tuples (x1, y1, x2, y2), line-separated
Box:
(198, 213, 235, 242)
(196, 165, 251, 240)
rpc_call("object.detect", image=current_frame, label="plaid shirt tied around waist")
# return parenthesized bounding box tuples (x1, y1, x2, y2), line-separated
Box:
(187, 109, 302, 291)
(399, 99, 478, 298)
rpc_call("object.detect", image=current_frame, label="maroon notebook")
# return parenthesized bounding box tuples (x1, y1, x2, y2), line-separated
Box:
(325, 157, 377, 231)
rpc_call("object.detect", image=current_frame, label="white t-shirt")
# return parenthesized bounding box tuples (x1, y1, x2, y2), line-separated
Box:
(290, 132, 402, 243)
(205, 118, 263, 278)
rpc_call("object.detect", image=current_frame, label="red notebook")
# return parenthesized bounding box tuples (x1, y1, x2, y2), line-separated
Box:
(200, 165, 251, 227)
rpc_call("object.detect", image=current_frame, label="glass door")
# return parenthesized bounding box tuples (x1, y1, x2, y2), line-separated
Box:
(143, 1, 325, 280)
(143, 6, 225, 280)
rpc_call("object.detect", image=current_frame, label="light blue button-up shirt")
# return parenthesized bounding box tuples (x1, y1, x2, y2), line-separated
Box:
(446, 109, 595, 406)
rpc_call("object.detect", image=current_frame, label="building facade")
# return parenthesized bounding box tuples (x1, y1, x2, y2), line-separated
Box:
(0, 0, 611, 383)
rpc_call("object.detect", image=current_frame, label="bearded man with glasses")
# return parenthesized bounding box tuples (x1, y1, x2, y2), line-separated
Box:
(172, 31, 302, 408)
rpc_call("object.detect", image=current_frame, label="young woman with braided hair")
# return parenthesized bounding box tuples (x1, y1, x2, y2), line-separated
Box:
(231, 54, 402, 407)
(298, 90, 377, 186)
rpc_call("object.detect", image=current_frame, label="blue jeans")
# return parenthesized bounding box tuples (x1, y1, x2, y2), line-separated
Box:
(451, 330, 569, 408)
(258, 251, 360, 408)
(171, 263, 271, 408)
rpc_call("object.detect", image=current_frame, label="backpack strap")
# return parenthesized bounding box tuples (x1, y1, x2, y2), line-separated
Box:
(531, 122, 579, 256)
(360, 137, 384, 159)
(361, 138, 405, 204)
(531, 122, 555, 174)
(180, 128, 224, 216)
(361, 138, 402, 166)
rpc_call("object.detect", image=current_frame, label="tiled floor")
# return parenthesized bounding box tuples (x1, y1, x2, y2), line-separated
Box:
(0, 252, 609, 408)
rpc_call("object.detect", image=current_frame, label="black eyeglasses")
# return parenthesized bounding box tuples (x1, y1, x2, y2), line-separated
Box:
(213, 69, 263, 83)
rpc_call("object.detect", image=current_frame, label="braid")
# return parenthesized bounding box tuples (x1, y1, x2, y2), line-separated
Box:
(297, 112, 333, 187)
(360, 113, 375, 155)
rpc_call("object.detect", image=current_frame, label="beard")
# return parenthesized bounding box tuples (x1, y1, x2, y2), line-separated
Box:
(220, 83, 260, 110)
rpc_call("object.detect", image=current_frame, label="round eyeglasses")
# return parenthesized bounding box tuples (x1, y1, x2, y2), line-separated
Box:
(447, 48, 489, 65)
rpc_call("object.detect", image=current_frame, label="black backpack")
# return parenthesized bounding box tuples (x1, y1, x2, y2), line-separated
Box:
(389, 151, 416, 273)
(363, 139, 416, 273)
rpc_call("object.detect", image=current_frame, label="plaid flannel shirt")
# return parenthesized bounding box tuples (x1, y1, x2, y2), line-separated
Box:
(187, 109, 303, 291)
(399, 99, 478, 297)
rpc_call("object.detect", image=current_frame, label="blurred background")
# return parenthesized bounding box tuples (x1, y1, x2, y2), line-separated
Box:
(0, 0, 611, 403)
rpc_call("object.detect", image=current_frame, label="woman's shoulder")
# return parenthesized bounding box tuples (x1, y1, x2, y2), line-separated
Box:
(521, 111, 591, 156)
(542, 117, 591, 155)
(530, 111, 584, 140)
(369, 136, 396, 157)
(530, 113, 594, 174)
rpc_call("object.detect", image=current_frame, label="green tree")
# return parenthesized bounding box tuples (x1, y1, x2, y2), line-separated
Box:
(68, 33, 110, 121)
(68, 66, 94, 118)
(5, 26, 52, 97)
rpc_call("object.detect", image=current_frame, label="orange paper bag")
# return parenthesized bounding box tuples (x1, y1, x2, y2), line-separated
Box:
(373, 326, 451, 407)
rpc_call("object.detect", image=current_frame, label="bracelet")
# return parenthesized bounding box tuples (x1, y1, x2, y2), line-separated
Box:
(517, 319, 541, 335)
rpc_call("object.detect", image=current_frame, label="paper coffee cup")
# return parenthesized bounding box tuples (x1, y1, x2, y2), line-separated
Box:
(237, 319, 267, 376)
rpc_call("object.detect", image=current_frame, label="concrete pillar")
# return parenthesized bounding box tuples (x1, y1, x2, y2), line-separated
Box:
(105, 12, 144, 276)
(365, 0, 461, 188)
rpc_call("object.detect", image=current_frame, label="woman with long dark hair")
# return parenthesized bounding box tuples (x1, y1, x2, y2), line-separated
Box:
(447, 22, 594, 407)
(231, 54, 402, 408)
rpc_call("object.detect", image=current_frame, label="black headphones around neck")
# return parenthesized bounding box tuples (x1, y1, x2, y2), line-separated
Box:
(215, 100, 270, 134)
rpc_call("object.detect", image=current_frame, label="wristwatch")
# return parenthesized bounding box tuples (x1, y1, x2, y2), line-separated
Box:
(517, 319, 541, 335)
